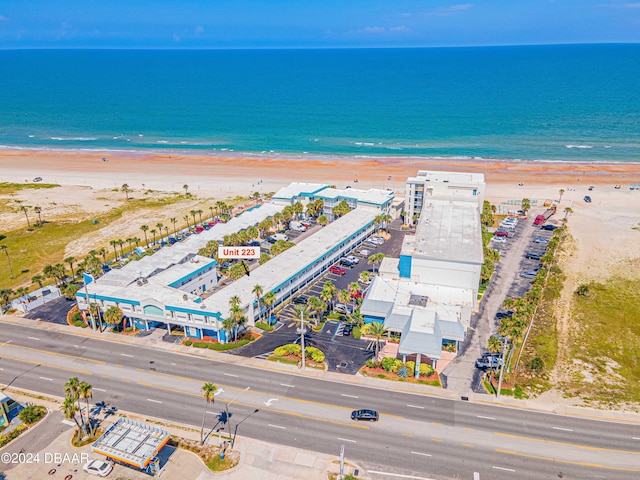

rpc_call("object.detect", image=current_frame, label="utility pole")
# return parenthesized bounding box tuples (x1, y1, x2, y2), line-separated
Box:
(496, 338, 508, 398)
(299, 308, 306, 370)
(83, 275, 97, 332)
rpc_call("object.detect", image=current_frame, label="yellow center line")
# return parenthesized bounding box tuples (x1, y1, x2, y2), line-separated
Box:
(461, 443, 474, 448)
(402, 433, 414, 437)
(495, 448, 640, 472)
(431, 438, 444, 443)
(494, 431, 640, 455)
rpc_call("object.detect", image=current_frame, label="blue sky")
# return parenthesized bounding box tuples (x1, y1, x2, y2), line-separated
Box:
(1, 1, 640, 48)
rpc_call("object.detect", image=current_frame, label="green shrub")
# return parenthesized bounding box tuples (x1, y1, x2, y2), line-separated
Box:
(18, 404, 46, 425)
(365, 359, 379, 368)
(419, 364, 435, 377)
(184, 340, 192, 346)
(209, 340, 250, 351)
(405, 361, 415, 375)
(306, 347, 325, 363)
(274, 344, 301, 357)
(381, 357, 402, 373)
(193, 342, 208, 348)
(0, 424, 27, 447)
(353, 327, 361, 339)
(71, 312, 83, 323)
(529, 357, 544, 371)
(255, 321, 274, 332)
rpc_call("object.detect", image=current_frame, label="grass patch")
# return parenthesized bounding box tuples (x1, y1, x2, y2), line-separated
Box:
(0, 182, 59, 194)
(254, 321, 273, 332)
(71, 428, 102, 447)
(560, 268, 640, 404)
(266, 355, 298, 365)
(175, 437, 239, 472)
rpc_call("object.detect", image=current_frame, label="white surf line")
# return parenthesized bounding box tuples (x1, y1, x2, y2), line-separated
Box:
(280, 383, 295, 388)
(120, 353, 134, 357)
(340, 394, 359, 399)
(337, 437, 357, 443)
(633, 437, 640, 440)
(367, 471, 438, 480)
(147, 399, 162, 404)
(476, 415, 496, 420)
(223, 373, 239, 377)
(93, 388, 106, 392)
(552, 426, 573, 432)
(406, 404, 424, 409)
(27, 336, 40, 340)
(268, 424, 287, 429)
(411, 451, 432, 457)
(492, 466, 516, 472)
(39, 376, 53, 381)
(0, 367, 4, 371)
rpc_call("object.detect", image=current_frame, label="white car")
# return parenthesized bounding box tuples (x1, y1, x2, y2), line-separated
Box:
(491, 236, 507, 243)
(345, 255, 360, 264)
(83, 459, 114, 477)
(358, 249, 371, 257)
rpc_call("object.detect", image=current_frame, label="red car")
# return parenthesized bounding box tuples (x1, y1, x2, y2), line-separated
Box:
(350, 290, 364, 299)
(329, 265, 346, 275)
(494, 230, 509, 237)
(195, 226, 204, 233)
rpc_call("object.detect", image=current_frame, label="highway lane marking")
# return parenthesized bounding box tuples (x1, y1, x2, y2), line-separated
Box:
(268, 424, 286, 429)
(224, 373, 239, 377)
(27, 336, 40, 340)
(101, 375, 110, 379)
(411, 451, 432, 457)
(280, 383, 295, 388)
(431, 438, 444, 443)
(633, 437, 640, 440)
(341, 394, 359, 399)
(147, 399, 162, 404)
(406, 404, 424, 409)
(494, 431, 640, 454)
(120, 353, 134, 357)
(0, 343, 105, 364)
(135, 381, 370, 430)
(0, 368, 3, 371)
(431, 422, 443, 425)
(367, 471, 438, 480)
(122, 379, 131, 383)
(93, 388, 106, 392)
(496, 448, 640, 472)
(39, 376, 53, 381)
(492, 466, 515, 472)
(0, 355, 93, 376)
(170, 363, 177, 366)
(552, 426, 574, 432)
(402, 433, 414, 437)
(115, 364, 123, 367)
(462, 443, 474, 448)
(337, 437, 356, 443)
(476, 415, 496, 420)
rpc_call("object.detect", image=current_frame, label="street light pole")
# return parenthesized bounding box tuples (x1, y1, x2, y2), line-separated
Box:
(225, 386, 250, 448)
(83, 276, 96, 332)
(231, 408, 259, 448)
(300, 309, 306, 370)
(496, 338, 508, 398)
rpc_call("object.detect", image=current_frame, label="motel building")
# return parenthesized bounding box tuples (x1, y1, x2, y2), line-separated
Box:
(360, 171, 485, 373)
(77, 183, 394, 341)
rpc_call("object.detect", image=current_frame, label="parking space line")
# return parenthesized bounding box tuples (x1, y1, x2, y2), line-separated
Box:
(337, 437, 357, 443)
(407, 404, 424, 409)
(269, 424, 287, 429)
(411, 451, 432, 457)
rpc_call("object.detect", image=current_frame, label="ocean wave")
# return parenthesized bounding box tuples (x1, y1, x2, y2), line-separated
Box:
(565, 145, 593, 149)
(50, 136, 98, 141)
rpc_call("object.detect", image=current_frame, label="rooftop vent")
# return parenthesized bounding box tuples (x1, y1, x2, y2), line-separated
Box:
(409, 294, 428, 308)
(183, 294, 188, 301)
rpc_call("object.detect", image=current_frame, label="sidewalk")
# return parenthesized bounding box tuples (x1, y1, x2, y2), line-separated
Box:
(3, 314, 640, 426)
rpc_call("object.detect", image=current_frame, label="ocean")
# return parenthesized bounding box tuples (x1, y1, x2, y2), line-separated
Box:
(1, 44, 639, 163)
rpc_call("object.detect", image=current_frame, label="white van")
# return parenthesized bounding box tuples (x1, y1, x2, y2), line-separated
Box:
(272, 233, 289, 242)
(289, 221, 307, 232)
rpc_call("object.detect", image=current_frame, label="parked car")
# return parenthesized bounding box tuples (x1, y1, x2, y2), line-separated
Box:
(351, 409, 379, 421)
(195, 226, 204, 233)
(584, 195, 592, 203)
(292, 296, 308, 305)
(339, 258, 356, 268)
(526, 252, 542, 260)
(475, 357, 503, 369)
(329, 265, 346, 275)
(208, 221, 217, 227)
(83, 459, 114, 477)
(342, 323, 354, 336)
(541, 224, 559, 231)
(334, 303, 351, 315)
(494, 230, 510, 237)
(358, 249, 371, 257)
(491, 236, 507, 243)
(533, 237, 550, 243)
(368, 237, 384, 245)
(33, 176, 43, 182)
(350, 290, 364, 299)
(345, 255, 360, 264)
(520, 271, 537, 279)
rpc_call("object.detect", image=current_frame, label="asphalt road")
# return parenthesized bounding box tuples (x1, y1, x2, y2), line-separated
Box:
(1, 324, 639, 480)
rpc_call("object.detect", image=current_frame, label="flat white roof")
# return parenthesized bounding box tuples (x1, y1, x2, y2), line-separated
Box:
(272, 182, 328, 201)
(202, 207, 377, 318)
(402, 199, 483, 264)
(409, 170, 485, 185)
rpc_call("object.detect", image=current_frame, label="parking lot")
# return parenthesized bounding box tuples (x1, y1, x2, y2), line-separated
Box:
(229, 221, 407, 374)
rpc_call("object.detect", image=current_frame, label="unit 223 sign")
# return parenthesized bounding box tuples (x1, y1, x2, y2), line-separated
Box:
(217, 246, 260, 259)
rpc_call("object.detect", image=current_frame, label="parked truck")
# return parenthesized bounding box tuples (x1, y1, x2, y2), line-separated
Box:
(533, 205, 557, 225)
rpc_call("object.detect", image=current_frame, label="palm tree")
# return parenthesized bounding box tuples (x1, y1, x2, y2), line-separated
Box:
(61, 395, 82, 430)
(140, 225, 149, 247)
(64, 256, 76, 278)
(378, 213, 392, 232)
(348, 281, 361, 310)
(183, 184, 189, 195)
(1, 245, 14, 278)
(307, 296, 326, 326)
(521, 198, 531, 216)
(200, 382, 217, 444)
(109, 240, 118, 260)
(367, 321, 387, 359)
(488, 335, 502, 353)
(190, 210, 197, 225)
(273, 212, 284, 229)
(78, 381, 93, 434)
(34, 206, 43, 226)
(209, 206, 214, 220)
(32, 274, 44, 288)
(103, 305, 124, 330)
(230, 305, 243, 342)
(0, 289, 14, 311)
(98, 248, 107, 265)
(558, 188, 565, 203)
(317, 215, 328, 227)
(359, 271, 371, 284)
(184, 215, 190, 230)
(197, 209, 204, 223)
(170, 217, 178, 236)
(320, 286, 334, 313)
(252, 284, 264, 324)
(368, 253, 385, 273)
(64, 377, 85, 431)
(20, 205, 31, 228)
(117, 239, 125, 257)
(262, 291, 276, 320)
(563, 206, 573, 219)
(222, 317, 235, 343)
(121, 183, 130, 200)
(338, 289, 350, 313)
(15, 286, 28, 299)
(125, 237, 134, 253)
